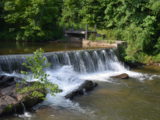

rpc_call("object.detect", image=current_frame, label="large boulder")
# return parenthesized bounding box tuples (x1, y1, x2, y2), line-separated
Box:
(0, 75, 46, 116)
(65, 80, 97, 99)
(111, 73, 129, 79)
(0, 75, 20, 89)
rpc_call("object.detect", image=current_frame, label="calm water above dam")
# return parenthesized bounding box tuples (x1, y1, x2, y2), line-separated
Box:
(0, 41, 84, 55)
(0, 45, 160, 120)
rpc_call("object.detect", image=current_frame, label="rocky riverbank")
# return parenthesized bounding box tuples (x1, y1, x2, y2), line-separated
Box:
(0, 75, 98, 117)
(0, 75, 46, 116)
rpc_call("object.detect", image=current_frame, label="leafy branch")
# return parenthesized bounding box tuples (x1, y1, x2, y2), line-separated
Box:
(17, 48, 61, 98)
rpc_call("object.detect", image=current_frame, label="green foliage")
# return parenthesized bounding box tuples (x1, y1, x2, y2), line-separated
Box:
(60, 0, 106, 28)
(21, 48, 50, 82)
(155, 37, 160, 53)
(152, 54, 160, 63)
(18, 48, 60, 98)
(97, 29, 118, 42)
(4, 104, 13, 113)
(60, 0, 83, 28)
(88, 34, 96, 41)
(80, 0, 105, 26)
(1, 0, 63, 41)
(0, 0, 160, 63)
(95, 36, 104, 41)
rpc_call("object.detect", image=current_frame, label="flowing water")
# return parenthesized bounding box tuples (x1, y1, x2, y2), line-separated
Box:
(0, 48, 160, 120)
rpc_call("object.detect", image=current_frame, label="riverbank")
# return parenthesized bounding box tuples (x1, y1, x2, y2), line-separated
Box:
(0, 76, 46, 116)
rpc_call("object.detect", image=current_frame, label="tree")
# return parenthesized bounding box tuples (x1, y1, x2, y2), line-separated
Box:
(3, 0, 63, 41)
(0, 0, 160, 62)
(80, 0, 105, 27)
(102, 0, 160, 61)
(60, 0, 83, 28)
(18, 48, 60, 98)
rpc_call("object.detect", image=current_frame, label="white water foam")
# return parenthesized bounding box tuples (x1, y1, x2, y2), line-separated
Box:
(16, 112, 32, 118)
(39, 64, 147, 114)
(36, 66, 86, 113)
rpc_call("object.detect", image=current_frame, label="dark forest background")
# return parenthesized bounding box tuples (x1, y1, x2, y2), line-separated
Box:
(0, 0, 160, 63)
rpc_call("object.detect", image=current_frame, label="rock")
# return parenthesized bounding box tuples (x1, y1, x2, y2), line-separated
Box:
(65, 80, 97, 99)
(111, 73, 129, 79)
(0, 75, 46, 116)
(0, 75, 21, 89)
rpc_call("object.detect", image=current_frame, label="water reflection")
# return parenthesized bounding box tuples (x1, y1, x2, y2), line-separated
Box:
(0, 41, 83, 55)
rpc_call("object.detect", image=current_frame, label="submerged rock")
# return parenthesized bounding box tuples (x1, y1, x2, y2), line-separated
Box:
(0, 75, 46, 116)
(111, 73, 129, 79)
(65, 80, 98, 99)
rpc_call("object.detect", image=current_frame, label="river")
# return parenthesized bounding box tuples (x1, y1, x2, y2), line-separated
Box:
(0, 43, 160, 120)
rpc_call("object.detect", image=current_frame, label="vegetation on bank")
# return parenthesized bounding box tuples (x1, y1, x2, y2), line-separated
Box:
(0, 0, 160, 63)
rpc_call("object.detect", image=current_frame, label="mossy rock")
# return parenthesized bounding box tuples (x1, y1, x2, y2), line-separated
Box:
(0, 81, 46, 116)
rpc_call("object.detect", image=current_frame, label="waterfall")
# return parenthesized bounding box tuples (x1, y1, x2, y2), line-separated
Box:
(0, 48, 144, 113)
(0, 49, 126, 73)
